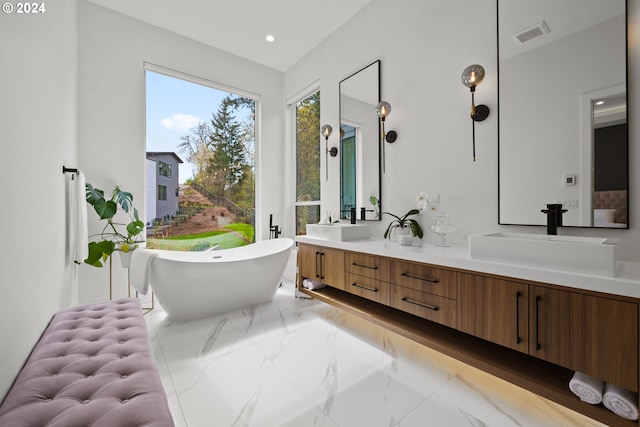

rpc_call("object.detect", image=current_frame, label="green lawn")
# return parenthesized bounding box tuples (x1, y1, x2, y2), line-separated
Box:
(147, 223, 254, 251)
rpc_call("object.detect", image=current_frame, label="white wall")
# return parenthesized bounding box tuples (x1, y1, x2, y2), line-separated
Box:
(76, 1, 284, 303)
(0, 0, 78, 398)
(284, 0, 640, 263)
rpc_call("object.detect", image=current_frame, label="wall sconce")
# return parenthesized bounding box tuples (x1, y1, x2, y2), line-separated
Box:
(461, 64, 490, 161)
(376, 101, 397, 173)
(321, 124, 337, 180)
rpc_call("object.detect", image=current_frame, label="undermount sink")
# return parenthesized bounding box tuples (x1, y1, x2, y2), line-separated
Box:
(469, 232, 619, 276)
(306, 223, 371, 241)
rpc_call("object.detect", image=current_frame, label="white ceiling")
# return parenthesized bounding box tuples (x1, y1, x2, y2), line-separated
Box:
(86, 0, 374, 72)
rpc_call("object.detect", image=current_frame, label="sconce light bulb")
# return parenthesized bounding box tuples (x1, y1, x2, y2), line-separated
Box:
(376, 101, 391, 119)
(321, 124, 333, 140)
(461, 64, 485, 88)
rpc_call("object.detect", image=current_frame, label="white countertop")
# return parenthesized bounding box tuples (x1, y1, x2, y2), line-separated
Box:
(296, 236, 640, 299)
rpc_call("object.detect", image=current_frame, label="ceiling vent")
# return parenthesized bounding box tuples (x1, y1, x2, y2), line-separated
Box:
(511, 20, 551, 44)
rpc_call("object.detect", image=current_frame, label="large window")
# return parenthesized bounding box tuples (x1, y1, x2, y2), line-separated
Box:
(294, 90, 321, 235)
(145, 65, 257, 250)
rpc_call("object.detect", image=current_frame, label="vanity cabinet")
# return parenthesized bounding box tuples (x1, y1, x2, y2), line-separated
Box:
(458, 275, 637, 391)
(296, 241, 640, 426)
(297, 244, 345, 290)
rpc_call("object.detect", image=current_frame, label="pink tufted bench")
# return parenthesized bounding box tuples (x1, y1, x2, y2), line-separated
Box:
(0, 298, 174, 426)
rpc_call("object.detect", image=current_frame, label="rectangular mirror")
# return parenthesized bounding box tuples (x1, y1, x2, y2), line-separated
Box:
(339, 60, 381, 220)
(498, 0, 628, 228)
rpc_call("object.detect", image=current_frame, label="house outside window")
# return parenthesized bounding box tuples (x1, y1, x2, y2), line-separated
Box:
(146, 152, 183, 223)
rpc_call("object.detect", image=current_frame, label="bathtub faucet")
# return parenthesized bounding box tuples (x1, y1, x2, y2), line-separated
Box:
(269, 214, 282, 239)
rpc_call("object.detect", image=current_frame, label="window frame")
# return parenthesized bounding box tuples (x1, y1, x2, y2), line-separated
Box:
(289, 82, 321, 235)
(144, 62, 261, 239)
(158, 184, 167, 201)
(158, 160, 172, 178)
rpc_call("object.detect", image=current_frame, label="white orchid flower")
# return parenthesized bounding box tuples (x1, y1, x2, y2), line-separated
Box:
(416, 192, 429, 211)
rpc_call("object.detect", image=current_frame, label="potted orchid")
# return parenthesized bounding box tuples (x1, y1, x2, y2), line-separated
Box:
(382, 208, 423, 241)
(383, 192, 438, 244)
(84, 183, 145, 267)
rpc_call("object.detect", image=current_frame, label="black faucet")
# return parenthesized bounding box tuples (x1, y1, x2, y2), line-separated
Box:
(269, 214, 282, 239)
(541, 203, 567, 235)
(360, 207, 374, 220)
(350, 207, 357, 224)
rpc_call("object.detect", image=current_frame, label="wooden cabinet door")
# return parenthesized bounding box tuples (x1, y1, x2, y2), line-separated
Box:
(457, 273, 529, 353)
(297, 244, 345, 290)
(297, 243, 318, 285)
(528, 286, 571, 368)
(320, 247, 345, 290)
(571, 293, 638, 392)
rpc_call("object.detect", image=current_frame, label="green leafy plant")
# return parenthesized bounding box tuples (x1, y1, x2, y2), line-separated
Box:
(382, 209, 423, 239)
(84, 183, 145, 267)
(370, 195, 380, 219)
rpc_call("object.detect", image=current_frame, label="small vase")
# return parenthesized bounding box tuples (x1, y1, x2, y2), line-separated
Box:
(396, 224, 414, 246)
(429, 213, 455, 247)
(116, 242, 139, 268)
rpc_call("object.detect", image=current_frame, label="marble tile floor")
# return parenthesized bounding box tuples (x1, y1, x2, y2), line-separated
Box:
(145, 280, 607, 427)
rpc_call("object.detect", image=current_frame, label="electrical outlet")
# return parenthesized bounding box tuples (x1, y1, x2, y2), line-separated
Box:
(556, 199, 578, 209)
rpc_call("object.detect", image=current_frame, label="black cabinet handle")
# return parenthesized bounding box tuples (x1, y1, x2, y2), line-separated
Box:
(351, 262, 378, 270)
(535, 295, 541, 351)
(400, 272, 439, 283)
(320, 252, 325, 280)
(516, 291, 522, 344)
(401, 297, 439, 311)
(351, 282, 378, 293)
(315, 252, 320, 278)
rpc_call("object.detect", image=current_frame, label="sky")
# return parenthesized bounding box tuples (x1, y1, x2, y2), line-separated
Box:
(145, 70, 251, 183)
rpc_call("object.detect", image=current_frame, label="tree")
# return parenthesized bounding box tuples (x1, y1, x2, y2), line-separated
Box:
(207, 95, 250, 196)
(177, 93, 256, 226)
(295, 91, 321, 203)
(177, 121, 212, 184)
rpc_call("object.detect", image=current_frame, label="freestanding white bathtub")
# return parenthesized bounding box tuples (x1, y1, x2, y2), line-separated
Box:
(148, 238, 294, 321)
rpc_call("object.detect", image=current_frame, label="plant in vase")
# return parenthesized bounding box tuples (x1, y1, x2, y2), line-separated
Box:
(382, 208, 423, 244)
(369, 195, 381, 220)
(83, 183, 145, 267)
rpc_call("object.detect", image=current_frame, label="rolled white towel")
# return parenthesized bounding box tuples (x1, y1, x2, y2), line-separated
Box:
(302, 279, 326, 291)
(569, 371, 604, 405)
(603, 383, 639, 421)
